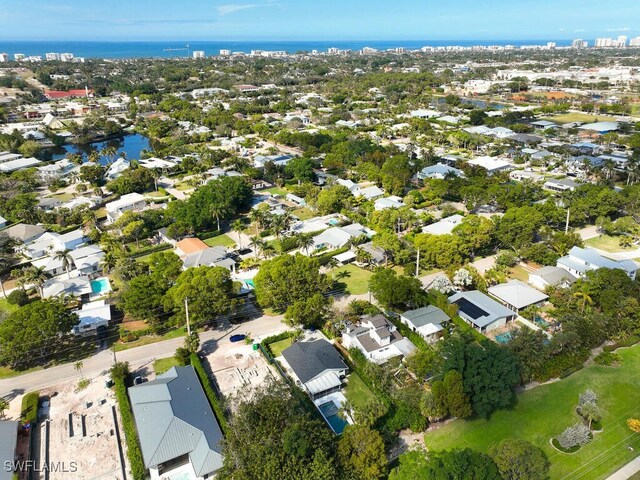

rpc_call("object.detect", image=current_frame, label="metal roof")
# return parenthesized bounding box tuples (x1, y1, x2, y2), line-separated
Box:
(488, 280, 549, 310)
(0, 421, 18, 480)
(128, 366, 224, 476)
(449, 290, 515, 328)
(401, 305, 450, 328)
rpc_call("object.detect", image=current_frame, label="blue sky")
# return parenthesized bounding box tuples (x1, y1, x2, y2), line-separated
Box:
(1, 0, 639, 41)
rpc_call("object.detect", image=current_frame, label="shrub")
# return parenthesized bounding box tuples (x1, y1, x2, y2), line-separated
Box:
(579, 389, 597, 406)
(189, 353, 229, 435)
(77, 379, 91, 390)
(627, 418, 640, 433)
(594, 351, 620, 366)
(113, 374, 145, 480)
(7, 289, 29, 306)
(557, 423, 591, 450)
(261, 331, 297, 359)
(20, 392, 39, 424)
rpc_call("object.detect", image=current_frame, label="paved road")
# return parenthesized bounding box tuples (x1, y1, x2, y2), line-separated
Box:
(606, 455, 640, 480)
(0, 314, 285, 400)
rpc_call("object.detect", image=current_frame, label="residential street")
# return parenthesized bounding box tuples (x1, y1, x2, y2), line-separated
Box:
(0, 314, 286, 400)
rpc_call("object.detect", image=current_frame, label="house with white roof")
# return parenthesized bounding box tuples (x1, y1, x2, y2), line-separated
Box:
(488, 279, 549, 313)
(354, 185, 385, 200)
(105, 157, 130, 180)
(528, 266, 577, 291)
(343, 314, 417, 364)
(73, 299, 111, 334)
(105, 193, 147, 223)
(24, 229, 86, 259)
(422, 214, 464, 235)
(557, 246, 637, 280)
(374, 195, 403, 211)
(417, 163, 464, 180)
(468, 156, 513, 174)
(312, 223, 374, 251)
(400, 306, 450, 343)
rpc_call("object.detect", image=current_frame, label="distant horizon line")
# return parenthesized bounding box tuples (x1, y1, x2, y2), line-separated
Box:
(0, 37, 625, 43)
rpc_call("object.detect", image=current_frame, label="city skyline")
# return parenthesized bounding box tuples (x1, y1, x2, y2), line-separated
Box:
(0, 0, 639, 41)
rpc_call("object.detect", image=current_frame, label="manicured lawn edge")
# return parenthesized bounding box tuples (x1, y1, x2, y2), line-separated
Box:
(113, 377, 145, 480)
(550, 437, 581, 454)
(20, 392, 39, 425)
(261, 331, 297, 360)
(190, 353, 229, 435)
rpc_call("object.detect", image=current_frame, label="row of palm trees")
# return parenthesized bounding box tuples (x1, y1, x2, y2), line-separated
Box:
(7, 249, 75, 298)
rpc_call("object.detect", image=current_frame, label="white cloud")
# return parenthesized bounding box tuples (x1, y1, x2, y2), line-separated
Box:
(216, 3, 274, 15)
(605, 27, 631, 32)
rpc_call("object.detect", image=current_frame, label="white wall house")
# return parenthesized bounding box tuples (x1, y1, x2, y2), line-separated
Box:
(105, 193, 147, 224)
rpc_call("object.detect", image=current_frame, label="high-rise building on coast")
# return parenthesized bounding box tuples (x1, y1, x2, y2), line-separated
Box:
(572, 39, 588, 48)
(0, 53, 8, 62)
(45, 52, 60, 60)
(219, 49, 231, 56)
(14, 53, 25, 61)
(630, 37, 640, 47)
(192, 50, 205, 58)
(595, 36, 627, 48)
(328, 47, 339, 54)
(60, 52, 74, 61)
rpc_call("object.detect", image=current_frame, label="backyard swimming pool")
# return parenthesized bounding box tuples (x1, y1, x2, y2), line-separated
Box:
(90, 278, 112, 295)
(317, 401, 349, 434)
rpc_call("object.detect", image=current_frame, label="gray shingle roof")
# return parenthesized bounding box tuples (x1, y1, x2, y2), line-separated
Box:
(128, 366, 224, 476)
(281, 339, 347, 384)
(401, 305, 450, 328)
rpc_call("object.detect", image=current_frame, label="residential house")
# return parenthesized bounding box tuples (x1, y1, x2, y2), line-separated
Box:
(578, 121, 619, 134)
(353, 241, 386, 265)
(530, 120, 558, 130)
(281, 339, 348, 400)
(0, 421, 18, 480)
(42, 275, 92, 299)
(24, 229, 86, 259)
(37, 159, 77, 182)
(175, 238, 235, 271)
(286, 193, 306, 206)
(422, 214, 464, 235)
(253, 154, 294, 168)
(0, 216, 6, 229)
(468, 156, 513, 174)
(400, 305, 450, 343)
(417, 163, 464, 180)
(342, 314, 417, 364)
(374, 195, 403, 211)
(544, 177, 580, 192)
(73, 299, 111, 334)
(557, 246, 637, 280)
(312, 223, 374, 252)
(3, 223, 45, 244)
(354, 185, 385, 201)
(105, 157, 130, 180)
(129, 366, 224, 480)
(448, 290, 517, 333)
(105, 193, 147, 223)
(488, 279, 549, 313)
(528, 266, 577, 290)
(175, 238, 209, 257)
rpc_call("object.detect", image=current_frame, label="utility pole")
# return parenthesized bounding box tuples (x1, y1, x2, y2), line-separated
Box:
(185, 297, 192, 336)
(416, 249, 420, 277)
(565, 208, 570, 233)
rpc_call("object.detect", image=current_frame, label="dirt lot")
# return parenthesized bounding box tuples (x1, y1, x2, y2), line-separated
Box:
(203, 340, 277, 406)
(38, 371, 126, 480)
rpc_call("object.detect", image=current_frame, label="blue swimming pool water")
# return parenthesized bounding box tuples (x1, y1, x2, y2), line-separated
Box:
(90, 278, 111, 294)
(318, 401, 348, 434)
(328, 219, 340, 226)
(495, 332, 513, 344)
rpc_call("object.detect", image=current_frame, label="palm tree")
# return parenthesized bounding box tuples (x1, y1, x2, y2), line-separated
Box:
(87, 150, 100, 164)
(578, 401, 601, 430)
(0, 255, 13, 298)
(26, 266, 48, 298)
(100, 251, 118, 274)
(296, 233, 315, 256)
(249, 236, 263, 260)
(54, 249, 74, 279)
(0, 398, 8, 419)
(231, 219, 244, 250)
(210, 201, 228, 232)
(74, 361, 84, 380)
(11, 268, 28, 292)
(573, 284, 593, 312)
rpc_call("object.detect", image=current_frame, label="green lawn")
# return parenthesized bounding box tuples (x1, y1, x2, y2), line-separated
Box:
(509, 265, 531, 282)
(203, 234, 236, 248)
(269, 337, 293, 357)
(291, 207, 315, 220)
(0, 297, 20, 316)
(423, 345, 640, 480)
(542, 113, 618, 124)
(585, 235, 635, 253)
(333, 264, 373, 295)
(344, 372, 377, 410)
(48, 193, 74, 201)
(264, 186, 288, 196)
(153, 357, 181, 374)
(114, 327, 187, 351)
(0, 365, 42, 380)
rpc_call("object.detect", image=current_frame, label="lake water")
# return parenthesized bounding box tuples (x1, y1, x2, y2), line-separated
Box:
(51, 133, 151, 166)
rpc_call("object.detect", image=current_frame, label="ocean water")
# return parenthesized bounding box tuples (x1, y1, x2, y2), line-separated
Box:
(0, 40, 572, 59)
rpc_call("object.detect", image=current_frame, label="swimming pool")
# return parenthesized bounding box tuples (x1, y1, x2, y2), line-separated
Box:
(495, 332, 513, 344)
(328, 218, 340, 226)
(317, 401, 349, 434)
(90, 278, 112, 295)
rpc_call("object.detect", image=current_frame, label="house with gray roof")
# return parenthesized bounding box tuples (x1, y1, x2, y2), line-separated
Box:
(557, 246, 637, 280)
(400, 305, 450, 342)
(342, 314, 417, 364)
(183, 246, 236, 272)
(528, 266, 577, 291)
(488, 279, 549, 313)
(3, 223, 45, 244)
(448, 290, 516, 333)
(417, 163, 464, 180)
(0, 421, 18, 480)
(281, 339, 348, 400)
(128, 366, 224, 480)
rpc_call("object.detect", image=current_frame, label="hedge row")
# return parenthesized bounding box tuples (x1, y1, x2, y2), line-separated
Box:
(385, 315, 430, 352)
(189, 353, 229, 435)
(127, 243, 172, 259)
(20, 392, 39, 425)
(316, 246, 350, 266)
(196, 230, 222, 241)
(113, 377, 145, 480)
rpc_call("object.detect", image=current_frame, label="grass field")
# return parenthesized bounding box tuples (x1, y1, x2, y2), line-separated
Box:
(204, 234, 236, 248)
(269, 337, 293, 357)
(153, 357, 181, 374)
(585, 235, 635, 253)
(0, 297, 20, 316)
(264, 186, 289, 196)
(541, 113, 618, 124)
(333, 264, 373, 295)
(291, 207, 316, 220)
(114, 327, 187, 351)
(423, 345, 640, 480)
(0, 365, 42, 380)
(344, 372, 377, 410)
(509, 265, 531, 282)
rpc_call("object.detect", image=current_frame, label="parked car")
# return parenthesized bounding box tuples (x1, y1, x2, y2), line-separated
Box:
(229, 334, 246, 343)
